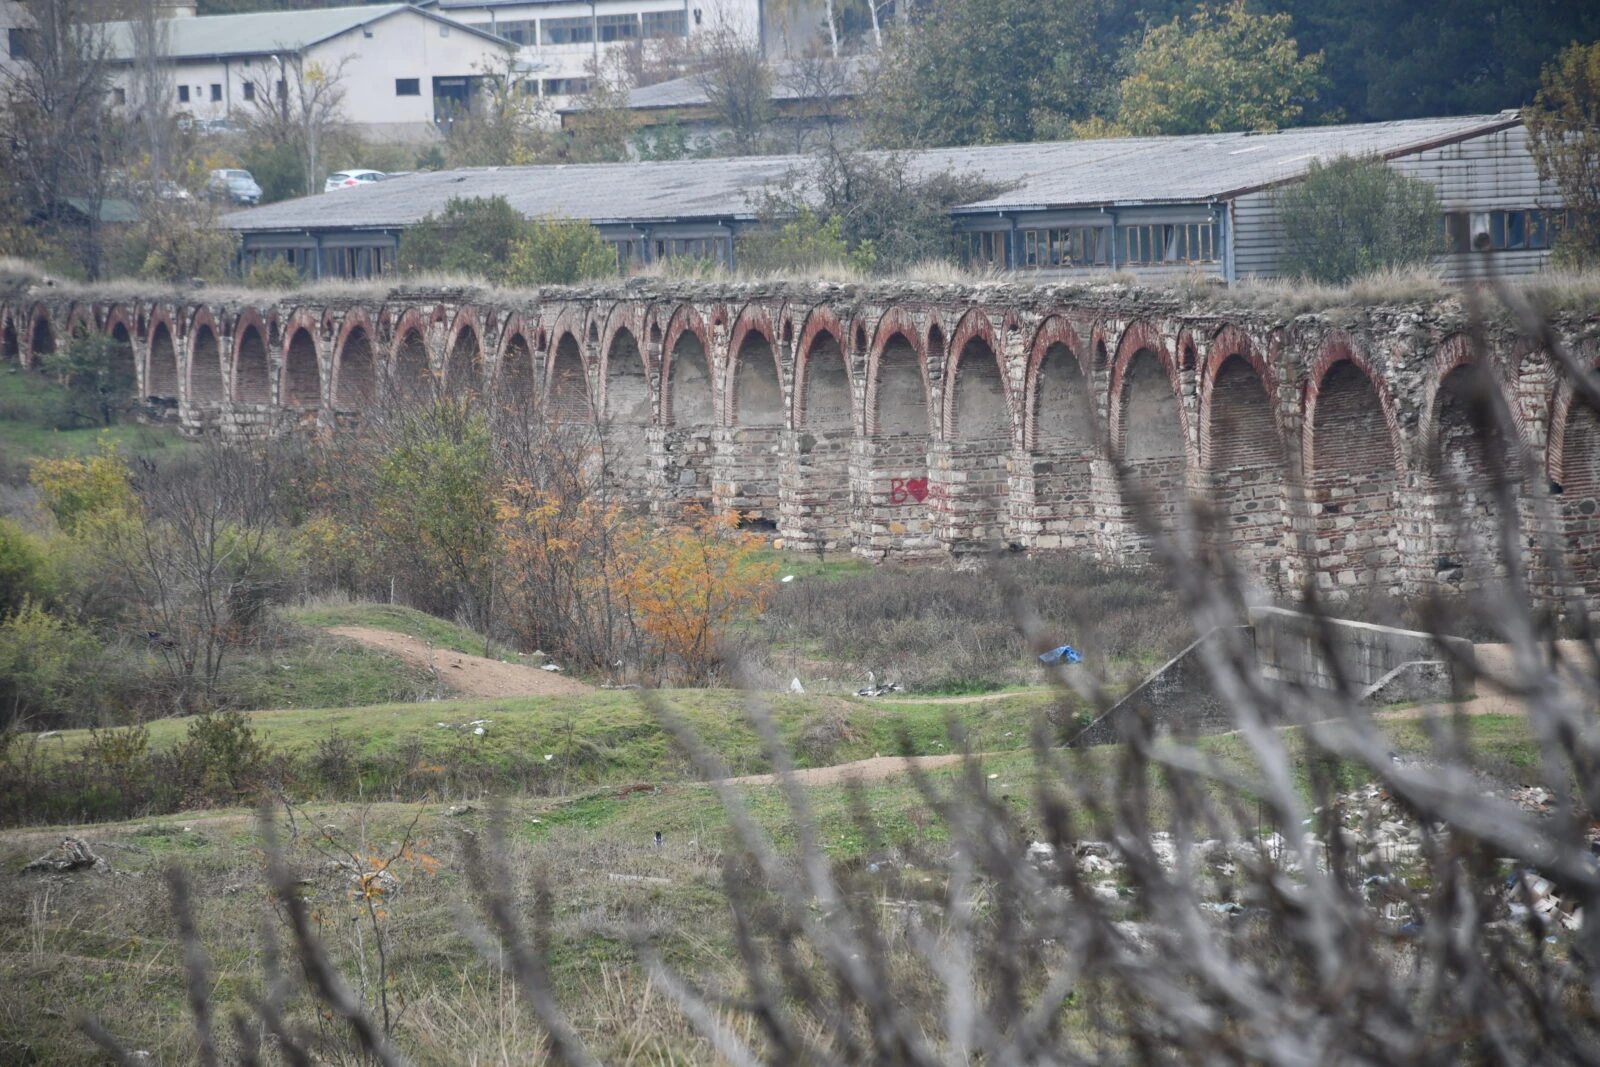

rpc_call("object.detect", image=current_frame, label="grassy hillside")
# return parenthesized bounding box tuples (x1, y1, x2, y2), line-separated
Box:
(283, 601, 519, 660)
(0, 366, 187, 480)
(0, 712, 1542, 1064)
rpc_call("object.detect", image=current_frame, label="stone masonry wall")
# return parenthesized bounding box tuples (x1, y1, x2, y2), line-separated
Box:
(6, 279, 1598, 607)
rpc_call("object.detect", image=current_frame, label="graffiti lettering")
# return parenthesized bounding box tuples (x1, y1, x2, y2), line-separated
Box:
(889, 477, 931, 505)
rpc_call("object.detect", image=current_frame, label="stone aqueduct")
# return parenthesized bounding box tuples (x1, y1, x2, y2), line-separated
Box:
(4, 283, 1597, 603)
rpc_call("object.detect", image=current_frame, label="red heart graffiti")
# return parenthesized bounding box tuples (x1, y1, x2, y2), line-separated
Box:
(904, 478, 929, 503)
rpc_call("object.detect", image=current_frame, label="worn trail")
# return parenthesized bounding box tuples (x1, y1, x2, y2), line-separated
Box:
(327, 626, 593, 697)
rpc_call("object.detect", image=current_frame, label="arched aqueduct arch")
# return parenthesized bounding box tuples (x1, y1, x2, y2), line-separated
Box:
(11, 287, 1597, 601)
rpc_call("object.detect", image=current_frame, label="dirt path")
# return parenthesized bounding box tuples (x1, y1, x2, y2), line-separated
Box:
(722, 753, 969, 786)
(328, 626, 594, 698)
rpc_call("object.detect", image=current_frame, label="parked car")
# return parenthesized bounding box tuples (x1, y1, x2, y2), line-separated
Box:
(324, 169, 386, 192)
(207, 168, 262, 206)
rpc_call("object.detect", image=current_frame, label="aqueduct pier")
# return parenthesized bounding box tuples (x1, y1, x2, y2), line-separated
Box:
(5, 280, 1597, 603)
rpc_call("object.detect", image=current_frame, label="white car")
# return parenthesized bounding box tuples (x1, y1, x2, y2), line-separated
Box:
(324, 169, 386, 192)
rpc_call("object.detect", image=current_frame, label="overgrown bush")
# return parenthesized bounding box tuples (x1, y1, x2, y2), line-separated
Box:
(1278, 154, 1443, 283)
(245, 256, 303, 290)
(397, 196, 616, 285)
(738, 205, 876, 276)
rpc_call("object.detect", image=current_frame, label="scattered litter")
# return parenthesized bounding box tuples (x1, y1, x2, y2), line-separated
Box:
(473, 726, 485, 736)
(608, 873, 672, 886)
(790, 676, 805, 694)
(1039, 645, 1083, 665)
(446, 805, 476, 817)
(544, 753, 554, 761)
(855, 682, 904, 697)
(781, 574, 796, 583)
(1200, 901, 1245, 916)
(540, 663, 564, 672)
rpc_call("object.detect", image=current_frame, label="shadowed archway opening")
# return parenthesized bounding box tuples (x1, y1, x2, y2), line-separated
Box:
(336, 326, 376, 411)
(665, 329, 715, 508)
(3, 319, 19, 363)
(283, 328, 321, 409)
(188, 323, 225, 403)
(498, 333, 534, 410)
(30, 316, 54, 364)
(600, 328, 650, 495)
(1117, 350, 1186, 541)
(853, 332, 935, 554)
(148, 321, 179, 400)
(234, 324, 270, 402)
(108, 322, 136, 402)
(547, 332, 590, 424)
(390, 327, 433, 405)
(1204, 355, 1287, 583)
(1554, 372, 1600, 597)
(1027, 342, 1096, 549)
(1311, 360, 1399, 594)
(783, 329, 854, 551)
(444, 327, 483, 396)
(1430, 363, 1515, 587)
(939, 336, 1011, 548)
(723, 331, 783, 521)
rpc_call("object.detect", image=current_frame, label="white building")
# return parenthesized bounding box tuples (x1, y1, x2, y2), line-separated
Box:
(428, 0, 759, 113)
(97, 4, 516, 144)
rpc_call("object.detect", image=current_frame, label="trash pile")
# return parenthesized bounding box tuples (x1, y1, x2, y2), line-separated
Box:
(437, 718, 491, 736)
(1023, 771, 1590, 938)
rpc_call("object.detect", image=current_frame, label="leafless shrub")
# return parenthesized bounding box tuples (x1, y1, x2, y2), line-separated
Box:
(77, 280, 1600, 1065)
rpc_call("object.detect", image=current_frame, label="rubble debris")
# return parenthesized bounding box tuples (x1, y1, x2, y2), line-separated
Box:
(23, 837, 107, 874)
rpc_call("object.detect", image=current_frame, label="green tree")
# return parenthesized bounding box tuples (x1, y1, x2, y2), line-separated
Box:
(738, 206, 876, 275)
(505, 216, 617, 285)
(397, 196, 529, 282)
(756, 146, 1002, 272)
(863, 0, 1128, 148)
(30, 439, 138, 536)
(373, 399, 499, 630)
(1526, 40, 1600, 267)
(1276, 155, 1442, 283)
(0, 597, 97, 727)
(441, 57, 557, 168)
(0, 520, 55, 618)
(40, 332, 138, 427)
(1114, 1, 1325, 136)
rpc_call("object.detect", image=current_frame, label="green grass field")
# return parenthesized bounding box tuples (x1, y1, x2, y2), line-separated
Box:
(0, 366, 187, 479)
(282, 601, 519, 660)
(0, 711, 1545, 1064)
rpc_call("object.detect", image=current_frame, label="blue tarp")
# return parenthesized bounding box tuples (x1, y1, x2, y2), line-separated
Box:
(1039, 645, 1082, 665)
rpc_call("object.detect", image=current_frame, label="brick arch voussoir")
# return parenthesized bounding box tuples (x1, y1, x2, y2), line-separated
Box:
(865, 306, 931, 438)
(724, 304, 782, 425)
(1108, 319, 1187, 457)
(64, 302, 97, 341)
(597, 303, 647, 372)
(940, 308, 1013, 443)
(1023, 314, 1091, 453)
(279, 308, 324, 404)
(658, 303, 711, 424)
(185, 306, 223, 395)
(333, 308, 375, 360)
(103, 305, 134, 343)
(25, 302, 55, 365)
(1545, 343, 1600, 487)
(445, 306, 484, 365)
(793, 307, 852, 431)
(495, 312, 535, 374)
(1301, 333, 1406, 481)
(1416, 333, 1508, 462)
(1199, 323, 1288, 471)
(389, 307, 431, 371)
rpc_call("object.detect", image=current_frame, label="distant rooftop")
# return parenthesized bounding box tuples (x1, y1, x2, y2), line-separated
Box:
(98, 3, 513, 62)
(565, 55, 872, 116)
(223, 111, 1522, 233)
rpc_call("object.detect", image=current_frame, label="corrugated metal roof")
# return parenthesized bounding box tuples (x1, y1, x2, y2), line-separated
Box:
(584, 56, 871, 114)
(99, 4, 513, 62)
(222, 111, 1522, 233)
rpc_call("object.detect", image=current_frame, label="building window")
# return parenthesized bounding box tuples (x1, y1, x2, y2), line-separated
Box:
(178, 84, 189, 103)
(111, 86, 126, 105)
(395, 77, 420, 96)
(1019, 226, 1111, 269)
(1443, 209, 1571, 253)
(209, 83, 221, 102)
(542, 77, 590, 96)
(242, 81, 255, 101)
(481, 18, 536, 45)
(653, 236, 728, 264)
(439, 23, 449, 37)
(1118, 222, 1216, 265)
(965, 231, 1005, 268)
(612, 239, 641, 271)
(597, 13, 639, 40)
(542, 16, 594, 44)
(7, 28, 32, 60)
(642, 10, 688, 37)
